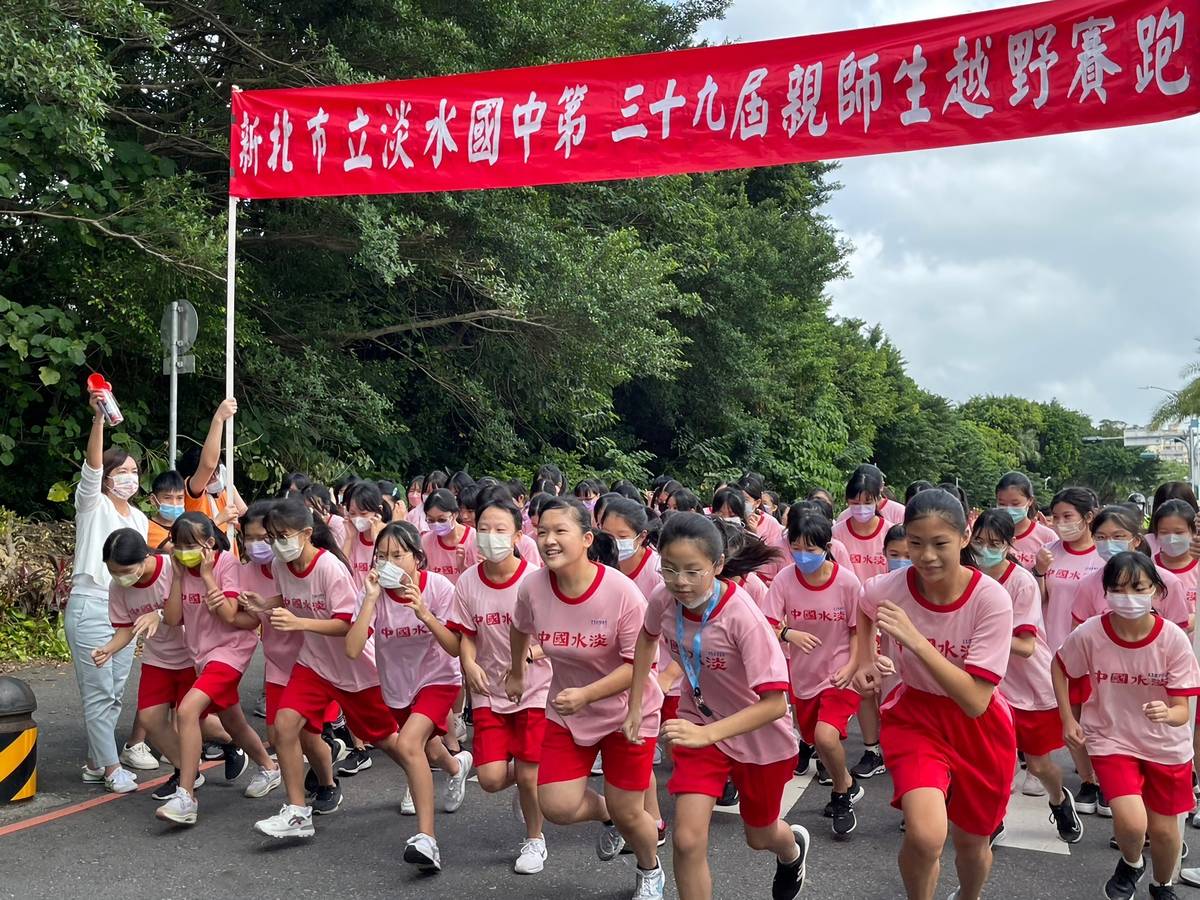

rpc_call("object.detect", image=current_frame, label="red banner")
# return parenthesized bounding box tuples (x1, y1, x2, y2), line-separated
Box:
(230, 0, 1198, 199)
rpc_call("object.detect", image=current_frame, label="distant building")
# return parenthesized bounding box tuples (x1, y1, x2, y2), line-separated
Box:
(1123, 425, 1191, 464)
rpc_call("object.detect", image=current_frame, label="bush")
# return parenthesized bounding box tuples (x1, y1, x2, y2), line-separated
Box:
(0, 508, 74, 661)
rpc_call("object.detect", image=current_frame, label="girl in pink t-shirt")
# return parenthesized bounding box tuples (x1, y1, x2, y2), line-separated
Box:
(832, 468, 890, 585)
(157, 513, 278, 826)
(443, 498, 552, 874)
(995, 471, 1058, 570)
(765, 507, 864, 840)
(506, 498, 665, 900)
(345, 521, 471, 872)
(853, 489, 1016, 900)
(970, 510, 1082, 843)
(625, 512, 808, 900)
(421, 488, 473, 584)
(1152, 499, 1199, 623)
(1054, 552, 1200, 900)
(342, 481, 390, 590)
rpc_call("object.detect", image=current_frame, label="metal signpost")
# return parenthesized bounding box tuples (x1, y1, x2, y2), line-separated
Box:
(160, 300, 199, 467)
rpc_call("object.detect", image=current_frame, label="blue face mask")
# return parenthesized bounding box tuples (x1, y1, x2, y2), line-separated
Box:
(974, 546, 1007, 569)
(791, 550, 826, 575)
(887, 558, 912, 572)
(1096, 539, 1132, 561)
(157, 503, 184, 522)
(1002, 506, 1028, 524)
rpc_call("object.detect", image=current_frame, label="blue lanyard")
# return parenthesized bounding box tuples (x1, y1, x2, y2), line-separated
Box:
(676, 582, 722, 717)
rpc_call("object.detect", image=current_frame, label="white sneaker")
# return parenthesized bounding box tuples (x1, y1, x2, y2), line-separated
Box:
(105, 766, 138, 794)
(632, 863, 666, 899)
(591, 752, 604, 776)
(81, 764, 105, 784)
(514, 836, 547, 874)
(254, 804, 315, 838)
(451, 712, 468, 744)
(244, 765, 282, 798)
(403, 832, 441, 871)
(442, 750, 473, 813)
(597, 821, 625, 860)
(1021, 770, 1047, 797)
(120, 741, 159, 771)
(400, 786, 416, 815)
(155, 787, 198, 824)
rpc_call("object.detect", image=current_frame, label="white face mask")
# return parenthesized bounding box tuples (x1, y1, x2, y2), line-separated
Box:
(206, 465, 226, 496)
(1056, 519, 1086, 541)
(351, 515, 373, 533)
(108, 473, 139, 500)
(476, 532, 513, 563)
(616, 538, 639, 562)
(1160, 533, 1192, 557)
(113, 570, 142, 588)
(849, 503, 876, 523)
(272, 536, 303, 562)
(375, 561, 408, 589)
(722, 516, 743, 526)
(679, 582, 719, 609)
(1107, 591, 1155, 619)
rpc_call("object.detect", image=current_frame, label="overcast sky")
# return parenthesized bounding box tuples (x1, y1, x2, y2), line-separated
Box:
(697, 0, 1199, 427)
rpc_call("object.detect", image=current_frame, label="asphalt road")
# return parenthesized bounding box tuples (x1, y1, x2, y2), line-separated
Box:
(0, 653, 1185, 899)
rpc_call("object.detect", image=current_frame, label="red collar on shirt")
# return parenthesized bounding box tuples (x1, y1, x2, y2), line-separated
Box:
(259, 563, 274, 580)
(997, 562, 1017, 585)
(1155, 552, 1199, 576)
(438, 524, 471, 551)
(357, 530, 375, 548)
(1013, 519, 1037, 541)
(796, 562, 838, 592)
(1063, 541, 1096, 557)
(287, 548, 324, 578)
(847, 516, 886, 541)
(682, 579, 737, 621)
(907, 566, 981, 614)
(135, 555, 165, 589)
(1101, 611, 1163, 648)
(627, 546, 653, 580)
(549, 564, 604, 605)
(479, 558, 528, 590)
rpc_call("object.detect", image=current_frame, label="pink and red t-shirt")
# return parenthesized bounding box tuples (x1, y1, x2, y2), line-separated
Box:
(644, 581, 797, 764)
(239, 559, 301, 686)
(837, 498, 906, 526)
(1043, 540, 1104, 651)
(754, 513, 791, 584)
(513, 563, 663, 745)
(405, 505, 429, 534)
(736, 571, 770, 615)
(1056, 614, 1200, 764)
(457, 531, 542, 571)
(829, 539, 853, 573)
(995, 563, 1056, 712)
(763, 562, 861, 700)
(1011, 519, 1058, 571)
(1156, 553, 1199, 615)
(109, 556, 190, 669)
(178, 550, 258, 673)
(447, 560, 551, 714)
(327, 515, 348, 552)
(273, 549, 378, 693)
(371, 570, 460, 709)
(421, 525, 473, 584)
(832, 516, 889, 585)
(1070, 565, 1189, 631)
(858, 567, 1013, 700)
(626, 548, 680, 699)
(346, 530, 375, 591)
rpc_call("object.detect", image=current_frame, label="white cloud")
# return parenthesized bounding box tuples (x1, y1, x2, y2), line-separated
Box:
(698, 0, 1200, 424)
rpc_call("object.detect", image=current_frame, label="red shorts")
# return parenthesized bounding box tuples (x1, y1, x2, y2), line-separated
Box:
(791, 688, 861, 745)
(389, 683, 460, 736)
(1068, 674, 1092, 707)
(279, 664, 397, 743)
(881, 686, 1016, 837)
(1012, 707, 1064, 757)
(1092, 754, 1195, 817)
(537, 719, 656, 792)
(137, 663, 196, 710)
(669, 744, 797, 828)
(192, 661, 244, 713)
(472, 706, 547, 766)
(661, 695, 681, 722)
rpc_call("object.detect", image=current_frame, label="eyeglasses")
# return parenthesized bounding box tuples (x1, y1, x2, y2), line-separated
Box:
(661, 566, 714, 584)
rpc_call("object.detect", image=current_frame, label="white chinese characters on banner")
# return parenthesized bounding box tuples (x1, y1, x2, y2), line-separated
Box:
(693, 75, 727, 131)
(513, 92, 547, 162)
(838, 51, 883, 132)
(613, 84, 650, 142)
(267, 110, 293, 173)
(732, 68, 770, 139)
(381, 101, 415, 170)
(1136, 7, 1191, 95)
(944, 36, 995, 118)
(556, 85, 588, 159)
(649, 79, 687, 138)
(468, 98, 504, 165)
(424, 98, 459, 167)
(894, 45, 931, 126)
(1070, 16, 1123, 103)
(1009, 25, 1059, 109)
(239, 112, 262, 175)
(782, 63, 828, 137)
(306, 107, 329, 174)
(344, 107, 372, 172)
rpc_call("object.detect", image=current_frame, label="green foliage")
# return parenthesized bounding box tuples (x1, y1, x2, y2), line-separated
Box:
(0, 607, 70, 662)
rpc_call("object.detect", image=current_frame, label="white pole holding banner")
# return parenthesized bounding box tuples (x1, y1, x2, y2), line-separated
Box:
(224, 193, 237, 488)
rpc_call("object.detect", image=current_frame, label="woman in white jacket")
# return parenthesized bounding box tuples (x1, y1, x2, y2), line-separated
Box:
(66, 389, 149, 792)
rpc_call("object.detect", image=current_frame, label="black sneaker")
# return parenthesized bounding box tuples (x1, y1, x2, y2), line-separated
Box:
(771, 824, 809, 900)
(718, 778, 739, 807)
(304, 767, 318, 797)
(823, 779, 864, 817)
(1049, 789, 1083, 843)
(321, 729, 349, 764)
(830, 790, 857, 838)
(1098, 789, 1113, 817)
(815, 759, 832, 786)
(1018, 749, 1027, 769)
(151, 770, 205, 801)
(795, 742, 816, 777)
(201, 741, 224, 761)
(989, 821, 1006, 848)
(1104, 857, 1145, 900)
(851, 748, 886, 780)
(621, 820, 668, 854)
(310, 778, 343, 815)
(223, 744, 249, 781)
(336, 747, 373, 776)
(1149, 884, 1181, 900)
(1076, 781, 1101, 815)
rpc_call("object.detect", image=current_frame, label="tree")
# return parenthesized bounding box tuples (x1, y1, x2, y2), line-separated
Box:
(1150, 339, 1200, 428)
